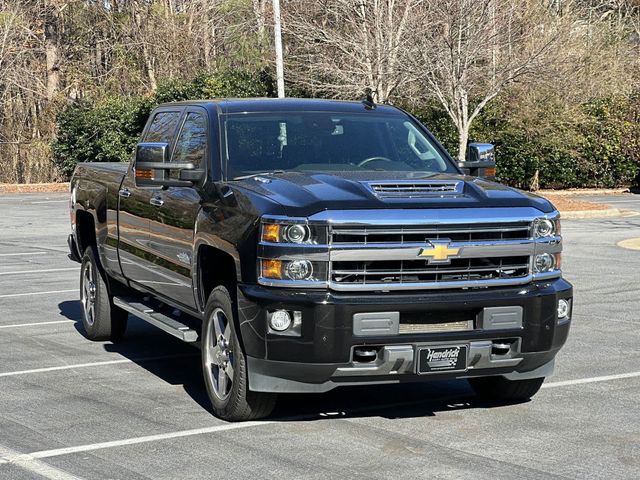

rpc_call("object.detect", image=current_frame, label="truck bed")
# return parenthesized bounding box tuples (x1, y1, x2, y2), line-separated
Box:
(72, 162, 128, 192)
(76, 161, 129, 174)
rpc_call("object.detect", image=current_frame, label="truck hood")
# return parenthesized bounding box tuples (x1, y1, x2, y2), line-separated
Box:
(232, 171, 555, 217)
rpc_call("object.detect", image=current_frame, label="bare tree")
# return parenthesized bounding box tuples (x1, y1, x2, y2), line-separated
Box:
(284, 0, 425, 103)
(415, 0, 564, 161)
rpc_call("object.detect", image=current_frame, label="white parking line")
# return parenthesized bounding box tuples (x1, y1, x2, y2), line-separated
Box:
(0, 354, 197, 378)
(0, 397, 433, 464)
(0, 445, 84, 479)
(0, 251, 47, 257)
(0, 370, 637, 467)
(0, 320, 75, 329)
(542, 371, 640, 388)
(0, 267, 78, 276)
(32, 422, 271, 461)
(30, 200, 68, 204)
(0, 289, 76, 299)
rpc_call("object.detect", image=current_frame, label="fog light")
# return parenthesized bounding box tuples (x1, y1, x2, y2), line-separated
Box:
(285, 260, 313, 280)
(558, 299, 570, 319)
(534, 253, 554, 273)
(269, 310, 292, 331)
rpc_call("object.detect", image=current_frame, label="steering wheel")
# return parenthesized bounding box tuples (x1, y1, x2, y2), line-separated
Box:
(357, 156, 393, 168)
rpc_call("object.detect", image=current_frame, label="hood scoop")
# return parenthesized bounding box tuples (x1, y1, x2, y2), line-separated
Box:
(365, 180, 464, 199)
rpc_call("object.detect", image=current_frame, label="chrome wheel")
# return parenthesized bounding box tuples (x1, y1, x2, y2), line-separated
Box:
(81, 261, 97, 326)
(204, 308, 235, 401)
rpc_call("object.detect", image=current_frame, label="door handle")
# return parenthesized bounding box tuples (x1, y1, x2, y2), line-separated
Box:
(118, 188, 131, 198)
(149, 196, 165, 207)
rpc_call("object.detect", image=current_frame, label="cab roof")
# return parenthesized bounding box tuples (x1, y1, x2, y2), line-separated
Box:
(156, 98, 406, 116)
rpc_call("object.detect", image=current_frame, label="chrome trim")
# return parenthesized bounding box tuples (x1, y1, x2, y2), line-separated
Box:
(331, 225, 531, 237)
(310, 207, 556, 226)
(258, 277, 329, 288)
(532, 269, 562, 281)
(258, 243, 329, 261)
(258, 209, 562, 291)
(329, 275, 534, 291)
(331, 239, 534, 262)
(364, 180, 465, 198)
(333, 264, 530, 276)
(261, 215, 311, 225)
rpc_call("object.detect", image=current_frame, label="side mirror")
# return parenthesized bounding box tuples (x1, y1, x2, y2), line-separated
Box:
(134, 142, 205, 187)
(458, 143, 496, 179)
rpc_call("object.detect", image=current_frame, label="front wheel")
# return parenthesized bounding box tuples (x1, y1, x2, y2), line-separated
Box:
(469, 376, 545, 402)
(202, 286, 276, 421)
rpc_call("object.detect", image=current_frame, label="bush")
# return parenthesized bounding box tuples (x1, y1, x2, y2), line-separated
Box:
(411, 94, 640, 190)
(52, 69, 274, 178)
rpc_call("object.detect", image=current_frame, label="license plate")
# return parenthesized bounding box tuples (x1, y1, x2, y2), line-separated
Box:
(417, 345, 468, 374)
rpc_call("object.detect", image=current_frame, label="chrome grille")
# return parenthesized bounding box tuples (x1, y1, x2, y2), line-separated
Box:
(332, 257, 530, 285)
(367, 180, 464, 198)
(329, 223, 534, 291)
(331, 223, 531, 244)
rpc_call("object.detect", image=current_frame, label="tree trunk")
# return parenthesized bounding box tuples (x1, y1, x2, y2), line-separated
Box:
(457, 124, 469, 162)
(44, 4, 60, 102)
(252, 0, 266, 41)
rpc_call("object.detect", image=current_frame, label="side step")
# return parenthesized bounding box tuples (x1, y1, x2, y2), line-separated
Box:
(113, 296, 199, 343)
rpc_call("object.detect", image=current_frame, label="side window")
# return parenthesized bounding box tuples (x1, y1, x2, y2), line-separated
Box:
(172, 112, 207, 167)
(143, 111, 181, 143)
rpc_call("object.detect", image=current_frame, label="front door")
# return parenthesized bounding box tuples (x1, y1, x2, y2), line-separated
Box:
(146, 108, 209, 308)
(118, 108, 183, 289)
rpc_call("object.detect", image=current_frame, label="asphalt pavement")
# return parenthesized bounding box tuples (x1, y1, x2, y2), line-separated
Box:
(0, 192, 639, 480)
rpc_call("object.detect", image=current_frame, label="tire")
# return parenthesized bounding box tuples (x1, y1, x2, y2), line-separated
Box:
(79, 246, 128, 341)
(201, 286, 277, 421)
(469, 376, 544, 402)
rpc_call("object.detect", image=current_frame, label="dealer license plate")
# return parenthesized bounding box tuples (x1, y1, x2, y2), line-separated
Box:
(417, 345, 468, 374)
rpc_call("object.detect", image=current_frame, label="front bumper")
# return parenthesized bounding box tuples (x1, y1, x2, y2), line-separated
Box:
(237, 278, 573, 393)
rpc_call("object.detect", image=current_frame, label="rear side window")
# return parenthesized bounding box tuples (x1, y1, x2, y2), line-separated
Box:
(172, 112, 207, 167)
(143, 111, 181, 143)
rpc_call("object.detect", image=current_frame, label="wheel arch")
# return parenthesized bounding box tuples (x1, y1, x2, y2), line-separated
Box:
(75, 209, 97, 255)
(194, 241, 241, 313)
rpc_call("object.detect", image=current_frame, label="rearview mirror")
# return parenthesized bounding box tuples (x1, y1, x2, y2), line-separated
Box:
(135, 142, 205, 187)
(458, 143, 496, 179)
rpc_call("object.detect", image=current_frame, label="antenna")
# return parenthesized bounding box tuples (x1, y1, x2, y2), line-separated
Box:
(362, 88, 376, 110)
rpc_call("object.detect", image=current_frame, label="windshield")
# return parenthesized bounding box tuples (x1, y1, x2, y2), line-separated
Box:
(222, 112, 457, 179)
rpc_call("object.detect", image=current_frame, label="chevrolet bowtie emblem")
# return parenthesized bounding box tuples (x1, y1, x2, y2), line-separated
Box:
(418, 240, 461, 264)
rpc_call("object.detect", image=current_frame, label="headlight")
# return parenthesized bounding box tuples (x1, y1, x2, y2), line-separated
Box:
(533, 218, 555, 238)
(261, 259, 327, 282)
(261, 220, 325, 244)
(283, 224, 309, 243)
(534, 253, 555, 273)
(285, 259, 313, 280)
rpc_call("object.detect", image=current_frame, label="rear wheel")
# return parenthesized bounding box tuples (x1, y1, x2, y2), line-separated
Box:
(469, 376, 544, 402)
(202, 286, 276, 421)
(80, 246, 128, 341)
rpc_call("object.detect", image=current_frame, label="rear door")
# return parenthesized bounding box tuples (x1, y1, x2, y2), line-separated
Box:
(118, 108, 183, 288)
(145, 107, 210, 308)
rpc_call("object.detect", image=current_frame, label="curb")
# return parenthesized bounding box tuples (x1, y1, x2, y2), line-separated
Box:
(559, 208, 639, 219)
(0, 183, 70, 194)
(539, 188, 632, 196)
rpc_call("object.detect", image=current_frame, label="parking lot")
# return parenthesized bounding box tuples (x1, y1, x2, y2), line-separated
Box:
(0, 192, 639, 480)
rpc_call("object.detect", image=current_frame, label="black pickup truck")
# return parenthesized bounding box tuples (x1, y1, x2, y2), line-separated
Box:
(68, 98, 572, 421)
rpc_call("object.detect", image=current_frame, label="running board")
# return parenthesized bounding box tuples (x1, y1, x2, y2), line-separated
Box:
(113, 296, 199, 343)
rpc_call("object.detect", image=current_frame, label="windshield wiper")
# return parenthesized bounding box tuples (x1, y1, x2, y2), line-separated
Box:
(233, 170, 286, 181)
